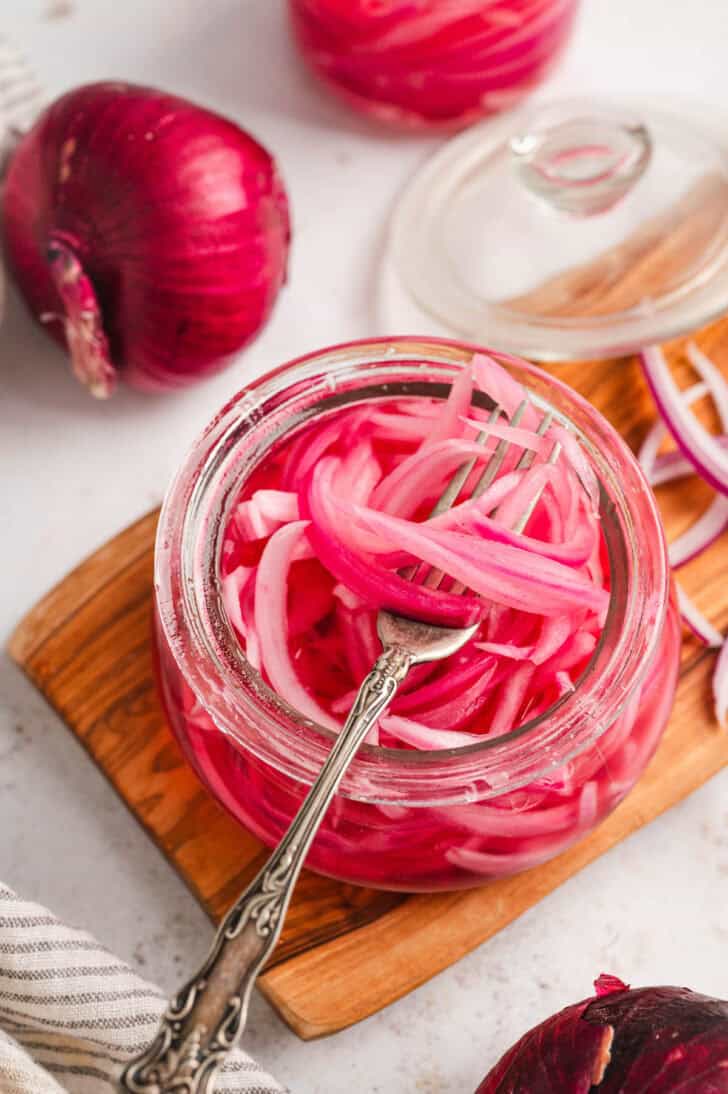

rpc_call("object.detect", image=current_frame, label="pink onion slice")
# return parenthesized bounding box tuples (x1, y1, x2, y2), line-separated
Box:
(640, 345, 728, 702)
(332, 495, 608, 616)
(254, 520, 340, 728)
(371, 440, 518, 516)
(305, 460, 487, 628)
(221, 359, 608, 745)
(687, 340, 728, 425)
(637, 381, 708, 480)
(668, 497, 728, 569)
(233, 489, 300, 539)
(423, 358, 473, 447)
(220, 565, 253, 636)
(639, 365, 728, 568)
(650, 441, 728, 487)
(641, 346, 728, 496)
(379, 715, 483, 750)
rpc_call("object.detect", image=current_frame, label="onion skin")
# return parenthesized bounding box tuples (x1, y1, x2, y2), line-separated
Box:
(1, 82, 290, 395)
(477, 977, 728, 1093)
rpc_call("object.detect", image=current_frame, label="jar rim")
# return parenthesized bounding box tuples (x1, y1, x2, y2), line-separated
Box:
(154, 337, 670, 806)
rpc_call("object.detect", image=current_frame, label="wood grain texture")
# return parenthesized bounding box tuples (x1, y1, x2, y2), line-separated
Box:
(8, 323, 728, 1039)
(506, 174, 728, 319)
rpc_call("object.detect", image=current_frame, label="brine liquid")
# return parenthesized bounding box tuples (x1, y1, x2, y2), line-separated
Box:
(156, 599, 680, 891)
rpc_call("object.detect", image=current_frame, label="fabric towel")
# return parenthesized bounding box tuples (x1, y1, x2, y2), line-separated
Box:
(0, 884, 284, 1093)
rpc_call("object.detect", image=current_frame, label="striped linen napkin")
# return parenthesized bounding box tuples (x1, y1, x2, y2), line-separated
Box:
(0, 884, 284, 1093)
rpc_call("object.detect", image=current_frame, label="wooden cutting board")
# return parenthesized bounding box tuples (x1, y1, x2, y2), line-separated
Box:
(8, 326, 728, 1041)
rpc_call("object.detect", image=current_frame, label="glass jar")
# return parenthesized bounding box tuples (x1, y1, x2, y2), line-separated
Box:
(154, 337, 680, 893)
(287, 0, 581, 131)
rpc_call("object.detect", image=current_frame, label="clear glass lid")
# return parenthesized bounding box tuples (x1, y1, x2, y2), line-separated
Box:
(389, 98, 728, 360)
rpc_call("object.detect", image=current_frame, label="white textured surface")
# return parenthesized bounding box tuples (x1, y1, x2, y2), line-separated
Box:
(1, 2, 727, 1091)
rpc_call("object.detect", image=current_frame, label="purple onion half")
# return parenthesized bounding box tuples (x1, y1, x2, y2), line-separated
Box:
(477, 976, 728, 1093)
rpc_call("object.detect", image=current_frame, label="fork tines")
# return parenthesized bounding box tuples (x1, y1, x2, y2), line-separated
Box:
(419, 398, 562, 594)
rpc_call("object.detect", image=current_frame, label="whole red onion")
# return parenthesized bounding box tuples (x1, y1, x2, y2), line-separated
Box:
(1, 82, 290, 396)
(477, 975, 728, 1092)
(288, 0, 581, 131)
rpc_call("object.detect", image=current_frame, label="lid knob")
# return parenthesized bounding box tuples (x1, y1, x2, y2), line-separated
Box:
(510, 103, 652, 216)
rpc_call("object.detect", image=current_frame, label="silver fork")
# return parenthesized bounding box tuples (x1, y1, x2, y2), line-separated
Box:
(121, 399, 560, 1094)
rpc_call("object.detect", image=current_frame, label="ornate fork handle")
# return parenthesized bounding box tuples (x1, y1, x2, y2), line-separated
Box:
(120, 645, 412, 1094)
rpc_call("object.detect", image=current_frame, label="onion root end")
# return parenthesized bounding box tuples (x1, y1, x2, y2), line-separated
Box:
(46, 236, 116, 398)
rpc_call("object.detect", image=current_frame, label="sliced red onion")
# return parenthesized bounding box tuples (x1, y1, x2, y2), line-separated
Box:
(669, 496, 728, 568)
(637, 381, 707, 480)
(326, 487, 609, 617)
(641, 346, 728, 496)
(676, 584, 723, 648)
(687, 340, 728, 425)
(254, 520, 340, 729)
(379, 715, 483, 750)
(475, 641, 533, 661)
(640, 353, 728, 568)
(650, 440, 728, 486)
(652, 448, 702, 485)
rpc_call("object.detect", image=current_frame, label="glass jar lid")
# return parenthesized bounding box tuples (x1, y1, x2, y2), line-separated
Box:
(389, 98, 728, 361)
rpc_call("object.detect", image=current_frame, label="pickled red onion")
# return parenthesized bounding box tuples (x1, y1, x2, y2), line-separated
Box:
(318, 484, 607, 616)
(220, 354, 607, 744)
(649, 444, 728, 488)
(253, 521, 339, 730)
(638, 369, 728, 568)
(640, 341, 728, 726)
(675, 584, 723, 649)
(641, 346, 728, 496)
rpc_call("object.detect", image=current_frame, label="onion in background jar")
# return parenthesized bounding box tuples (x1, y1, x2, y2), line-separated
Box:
(288, 0, 581, 130)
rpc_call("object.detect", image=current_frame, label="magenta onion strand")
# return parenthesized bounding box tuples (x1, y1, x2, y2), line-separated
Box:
(640, 342, 728, 721)
(676, 584, 723, 648)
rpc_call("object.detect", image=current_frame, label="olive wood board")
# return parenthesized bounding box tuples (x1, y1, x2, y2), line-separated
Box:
(8, 326, 728, 1040)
